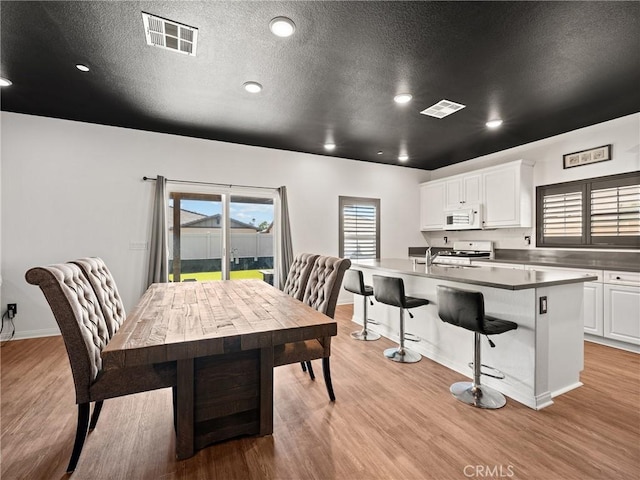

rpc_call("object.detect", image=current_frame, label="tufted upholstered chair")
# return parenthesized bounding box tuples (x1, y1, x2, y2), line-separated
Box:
(72, 257, 126, 339)
(274, 255, 351, 401)
(282, 253, 319, 301)
(25, 263, 176, 473)
(282, 253, 320, 375)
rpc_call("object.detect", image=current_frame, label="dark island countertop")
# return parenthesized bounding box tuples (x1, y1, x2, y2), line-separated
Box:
(352, 259, 598, 291)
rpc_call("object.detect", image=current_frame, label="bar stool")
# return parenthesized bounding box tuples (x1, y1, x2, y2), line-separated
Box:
(344, 269, 380, 341)
(372, 275, 429, 363)
(436, 285, 518, 409)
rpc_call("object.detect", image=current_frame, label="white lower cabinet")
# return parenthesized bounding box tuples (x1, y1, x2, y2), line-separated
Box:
(525, 265, 603, 336)
(521, 265, 640, 348)
(583, 282, 604, 336)
(603, 271, 640, 345)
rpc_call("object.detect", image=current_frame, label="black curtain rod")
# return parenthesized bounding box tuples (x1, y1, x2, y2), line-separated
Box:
(142, 176, 277, 191)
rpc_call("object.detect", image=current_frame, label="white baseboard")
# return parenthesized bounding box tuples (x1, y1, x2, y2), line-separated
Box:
(11, 328, 60, 340)
(584, 335, 639, 353)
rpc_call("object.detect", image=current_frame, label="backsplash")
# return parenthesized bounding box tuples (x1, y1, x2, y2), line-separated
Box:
(495, 248, 640, 267)
(420, 228, 639, 255)
(422, 227, 533, 249)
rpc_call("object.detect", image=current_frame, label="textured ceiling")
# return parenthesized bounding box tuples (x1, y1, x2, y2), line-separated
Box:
(1, 1, 639, 171)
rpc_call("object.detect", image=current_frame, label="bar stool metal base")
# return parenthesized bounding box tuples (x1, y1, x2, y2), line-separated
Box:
(351, 329, 381, 341)
(450, 381, 507, 409)
(384, 346, 422, 363)
(350, 288, 380, 341)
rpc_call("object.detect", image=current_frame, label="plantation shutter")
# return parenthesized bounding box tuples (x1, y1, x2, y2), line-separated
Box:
(537, 172, 639, 248)
(542, 190, 583, 238)
(591, 184, 640, 237)
(339, 197, 380, 259)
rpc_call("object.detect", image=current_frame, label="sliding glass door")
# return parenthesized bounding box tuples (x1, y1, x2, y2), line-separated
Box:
(169, 191, 275, 282)
(228, 195, 275, 283)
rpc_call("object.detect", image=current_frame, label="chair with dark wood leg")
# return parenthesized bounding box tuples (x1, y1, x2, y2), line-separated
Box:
(274, 255, 351, 401)
(282, 253, 320, 375)
(72, 257, 127, 431)
(26, 262, 177, 473)
(437, 285, 518, 409)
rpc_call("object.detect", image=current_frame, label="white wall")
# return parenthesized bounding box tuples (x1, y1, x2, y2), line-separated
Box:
(3, 112, 637, 338)
(423, 113, 640, 249)
(0, 112, 429, 338)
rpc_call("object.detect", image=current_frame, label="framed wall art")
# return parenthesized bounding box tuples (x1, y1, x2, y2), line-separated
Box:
(563, 144, 612, 169)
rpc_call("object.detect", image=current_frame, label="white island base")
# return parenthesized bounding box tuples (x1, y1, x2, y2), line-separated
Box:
(351, 265, 586, 410)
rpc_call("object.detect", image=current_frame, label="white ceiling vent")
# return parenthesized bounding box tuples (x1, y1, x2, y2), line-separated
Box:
(420, 99, 466, 119)
(142, 12, 198, 56)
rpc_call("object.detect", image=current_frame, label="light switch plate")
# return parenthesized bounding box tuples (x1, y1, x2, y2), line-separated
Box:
(539, 296, 548, 314)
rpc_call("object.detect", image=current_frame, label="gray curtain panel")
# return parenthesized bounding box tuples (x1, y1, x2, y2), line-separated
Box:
(147, 175, 169, 286)
(277, 186, 294, 289)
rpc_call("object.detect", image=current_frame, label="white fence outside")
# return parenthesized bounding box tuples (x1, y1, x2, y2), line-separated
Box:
(169, 232, 273, 260)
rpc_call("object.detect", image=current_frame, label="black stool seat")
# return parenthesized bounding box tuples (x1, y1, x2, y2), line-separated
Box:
(480, 316, 518, 336)
(344, 270, 380, 341)
(437, 285, 517, 409)
(344, 283, 374, 297)
(373, 275, 429, 363)
(404, 295, 430, 310)
(437, 285, 517, 334)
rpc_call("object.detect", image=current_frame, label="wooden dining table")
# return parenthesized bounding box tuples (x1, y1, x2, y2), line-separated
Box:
(101, 279, 337, 459)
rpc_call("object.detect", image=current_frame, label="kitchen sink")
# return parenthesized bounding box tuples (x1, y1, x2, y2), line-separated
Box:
(434, 264, 480, 269)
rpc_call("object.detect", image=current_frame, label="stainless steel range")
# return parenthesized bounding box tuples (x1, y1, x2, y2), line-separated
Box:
(432, 241, 494, 266)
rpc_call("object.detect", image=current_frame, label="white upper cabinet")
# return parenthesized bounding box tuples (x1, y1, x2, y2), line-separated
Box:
(420, 181, 445, 230)
(482, 160, 534, 228)
(419, 159, 534, 231)
(444, 174, 482, 210)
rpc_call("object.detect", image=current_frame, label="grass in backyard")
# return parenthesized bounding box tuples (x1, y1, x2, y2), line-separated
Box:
(169, 270, 267, 282)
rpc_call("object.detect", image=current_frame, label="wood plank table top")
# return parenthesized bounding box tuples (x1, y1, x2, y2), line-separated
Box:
(102, 279, 337, 369)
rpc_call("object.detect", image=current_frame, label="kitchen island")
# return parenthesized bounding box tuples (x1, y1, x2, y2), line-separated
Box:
(350, 259, 598, 409)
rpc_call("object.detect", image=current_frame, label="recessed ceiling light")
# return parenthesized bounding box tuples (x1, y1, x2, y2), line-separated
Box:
(243, 81, 263, 93)
(394, 93, 413, 104)
(76, 64, 90, 72)
(0, 77, 12, 87)
(377, 151, 383, 155)
(486, 119, 503, 129)
(269, 17, 296, 37)
(398, 154, 409, 162)
(324, 143, 336, 151)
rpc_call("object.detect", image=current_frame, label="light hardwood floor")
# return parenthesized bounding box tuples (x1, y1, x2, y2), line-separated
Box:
(1, 304, 638, 480)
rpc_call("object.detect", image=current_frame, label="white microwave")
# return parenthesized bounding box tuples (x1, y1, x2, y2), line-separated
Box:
(444, 205, 483, 230)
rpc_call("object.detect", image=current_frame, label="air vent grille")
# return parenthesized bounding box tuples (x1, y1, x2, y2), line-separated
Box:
(420, 99, 466, 119)
(142, 12, 198, 56)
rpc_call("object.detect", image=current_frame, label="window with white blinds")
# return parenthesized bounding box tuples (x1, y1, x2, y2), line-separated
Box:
(591, 184, 640, 237)
(339, 196, 380, 259)
(542, 190, 583, 237)
(537, 171, 640, 248)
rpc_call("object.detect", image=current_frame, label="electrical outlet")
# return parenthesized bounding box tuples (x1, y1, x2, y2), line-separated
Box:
(7, 303, 17, 319)
(129, 241, 148, 251)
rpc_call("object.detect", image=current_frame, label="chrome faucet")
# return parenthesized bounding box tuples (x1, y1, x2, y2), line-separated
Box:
(425, 246, 438, 266)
